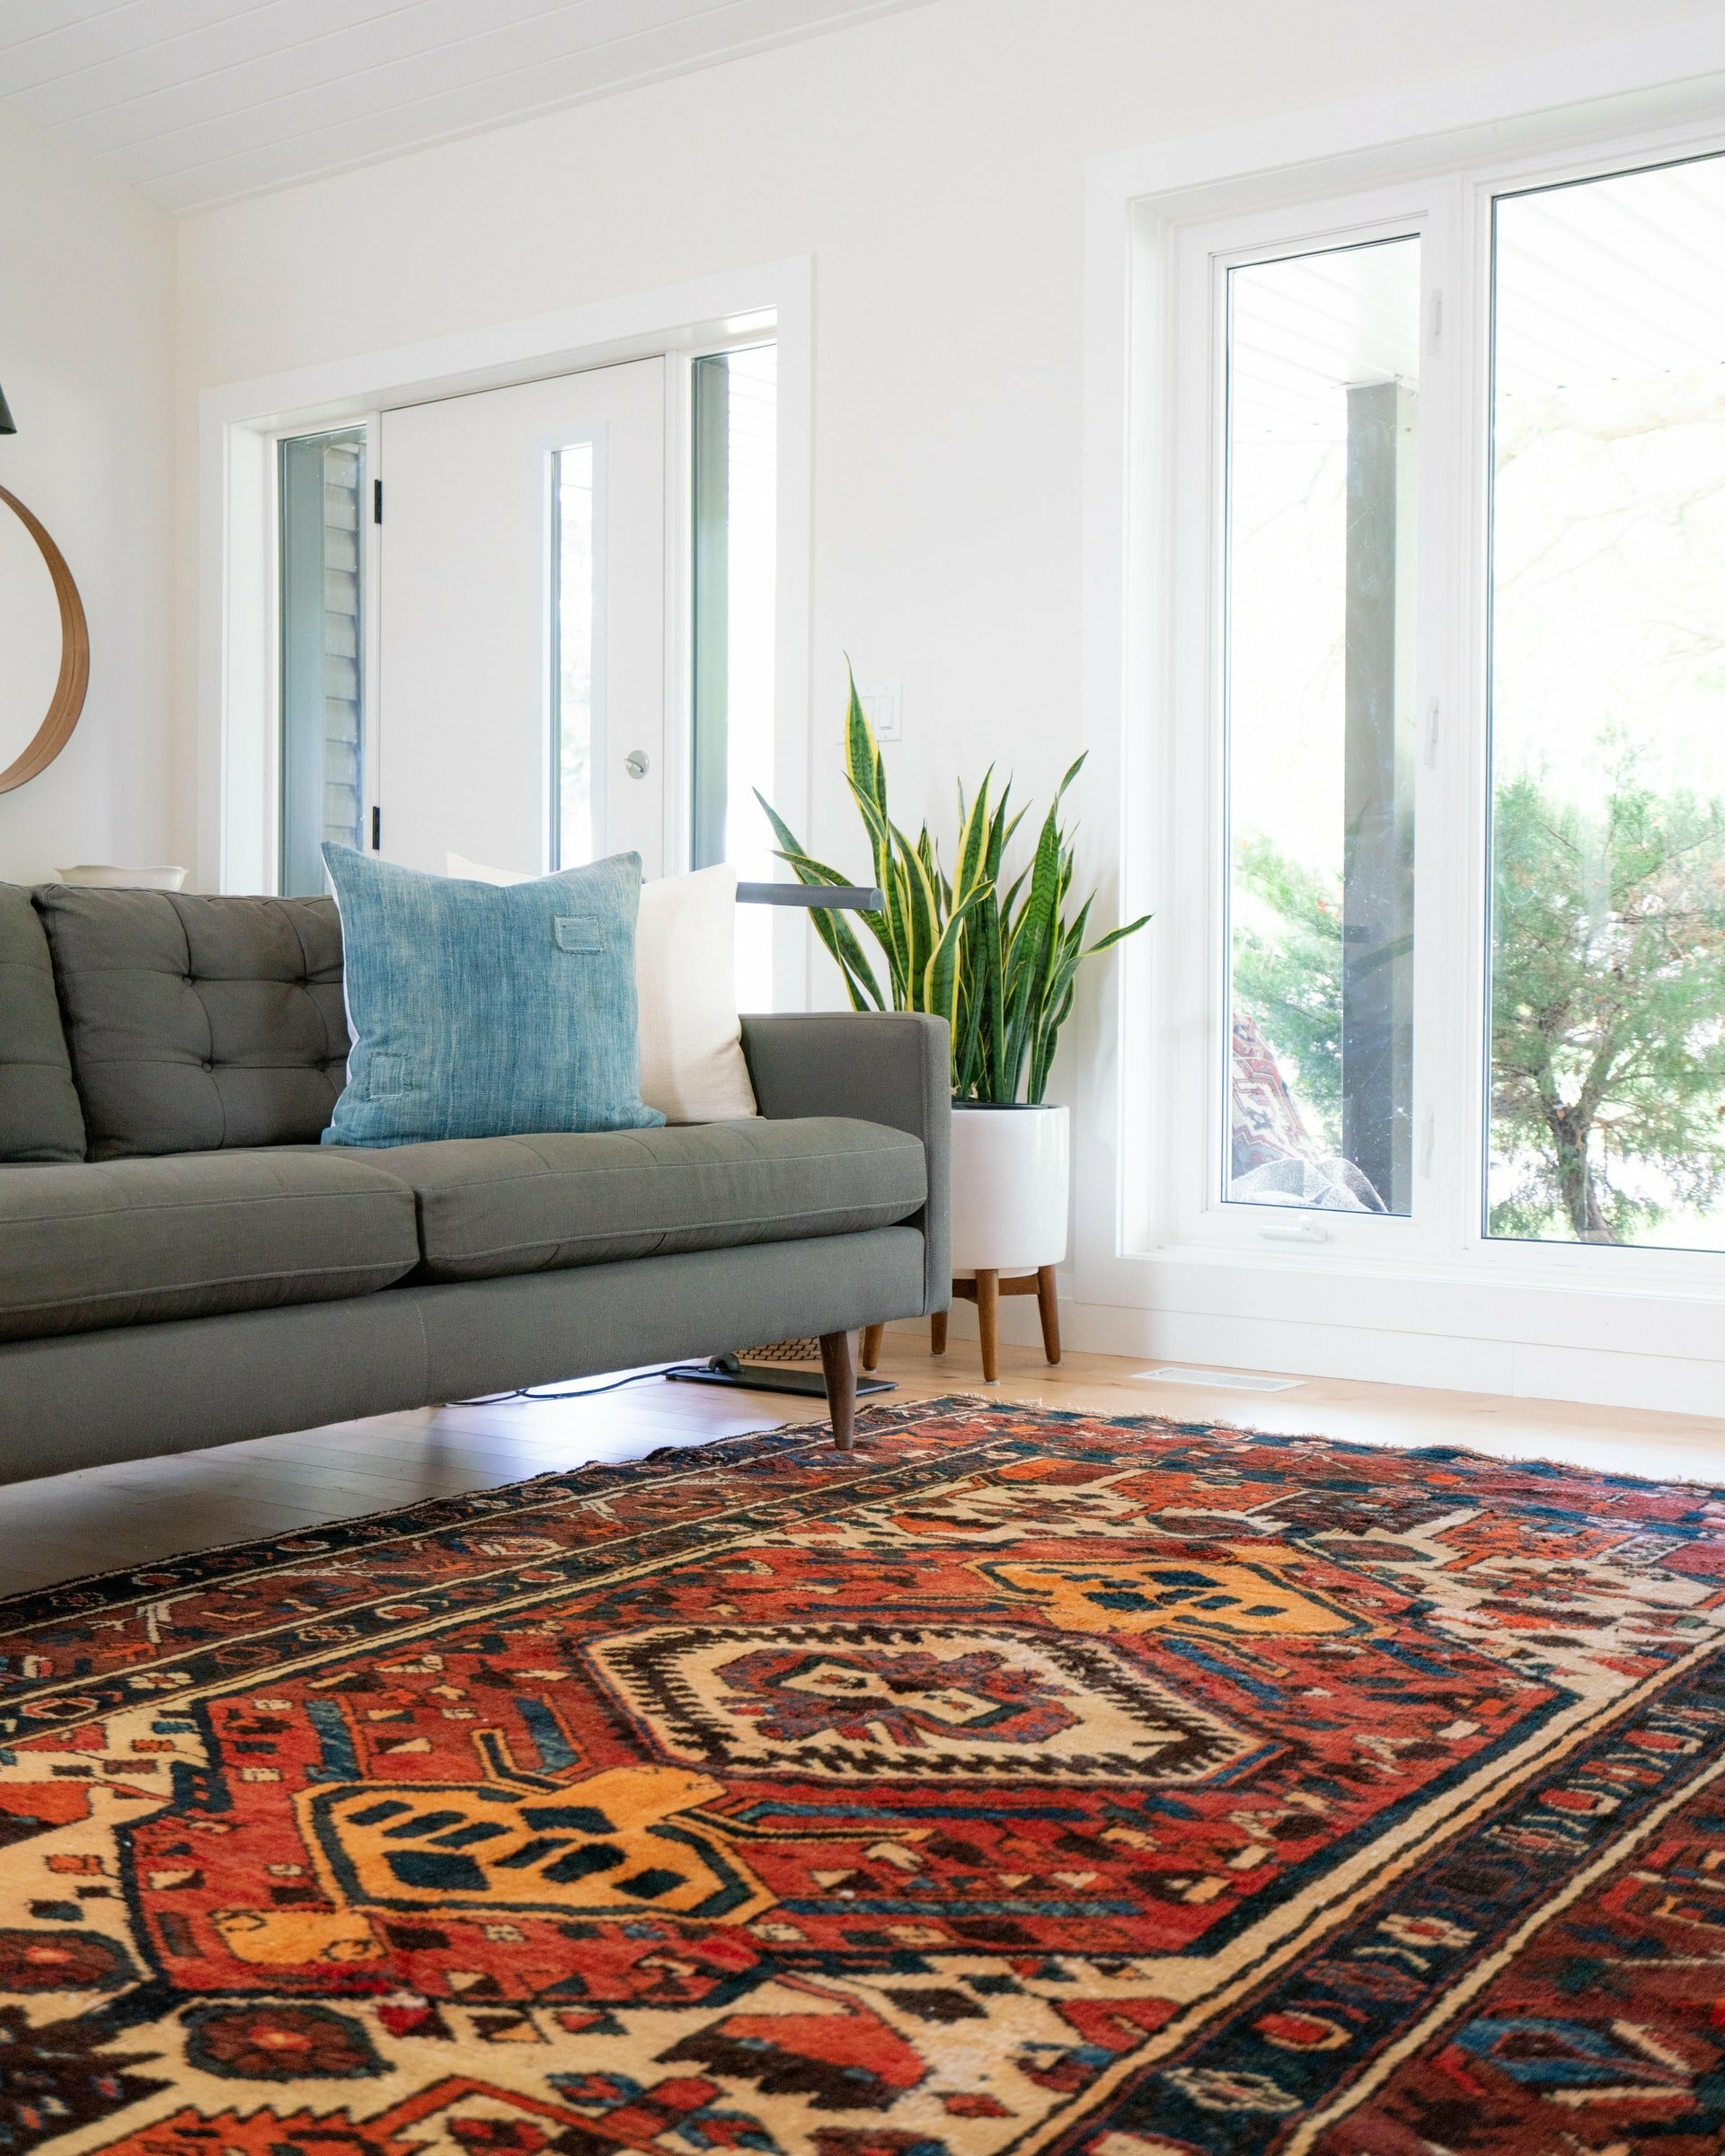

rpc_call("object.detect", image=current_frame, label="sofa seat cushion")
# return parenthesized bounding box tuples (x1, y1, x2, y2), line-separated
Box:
(0, 1151, 420, 1343)
(348, 1116, 928, 1285)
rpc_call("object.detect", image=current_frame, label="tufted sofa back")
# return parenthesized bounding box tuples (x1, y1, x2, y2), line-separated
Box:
(32, 888, 349, 1160)
(0, 885, 87, 1163)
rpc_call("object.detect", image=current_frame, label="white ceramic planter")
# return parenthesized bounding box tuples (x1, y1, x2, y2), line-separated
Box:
(950, 1102, 1070, 1278)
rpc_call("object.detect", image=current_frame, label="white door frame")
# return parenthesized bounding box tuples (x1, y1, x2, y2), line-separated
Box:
(196, 256, 813, 1005)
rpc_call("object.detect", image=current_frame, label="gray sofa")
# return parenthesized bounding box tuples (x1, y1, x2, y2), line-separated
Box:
(0, 884, 949, 1483)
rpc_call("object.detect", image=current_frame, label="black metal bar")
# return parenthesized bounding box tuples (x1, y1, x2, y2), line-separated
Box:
(666, 1361, 894, 1401)
(737, 881, 883, 912)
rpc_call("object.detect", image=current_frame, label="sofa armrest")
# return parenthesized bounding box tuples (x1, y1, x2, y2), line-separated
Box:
(740, 1012, 950, 1316)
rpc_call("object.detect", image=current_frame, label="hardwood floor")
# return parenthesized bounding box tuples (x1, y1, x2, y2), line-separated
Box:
(3, 1329, 1723, 1598)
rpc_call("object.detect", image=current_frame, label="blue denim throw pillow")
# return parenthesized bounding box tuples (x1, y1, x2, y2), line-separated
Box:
(321, 845, 665, 1147)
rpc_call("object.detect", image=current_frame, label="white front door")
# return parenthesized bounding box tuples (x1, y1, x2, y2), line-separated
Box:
(375, 358, 668, 879)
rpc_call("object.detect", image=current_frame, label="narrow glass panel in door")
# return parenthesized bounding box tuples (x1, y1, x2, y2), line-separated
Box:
(279, 428, 366, 897)
(1487, 156, 1725, 1250)
(692, 342, 778, 1006)
(1223, 236, 1421, 1215)
(553, 440, 597, 868)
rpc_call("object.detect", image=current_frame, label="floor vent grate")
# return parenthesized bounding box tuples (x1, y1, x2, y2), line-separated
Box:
(1135, 1367, 1304, 1392)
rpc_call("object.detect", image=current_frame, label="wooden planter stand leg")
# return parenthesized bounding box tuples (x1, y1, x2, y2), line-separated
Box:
(930, 1310, 948, 1356)
(860, 1323, 885, 1373)
(947, 1268, 1061, 1381)
(974, 1269, 1001, 1383)
(1036, 1265, 1061, 1365)
(819, 1330, 857, 1451)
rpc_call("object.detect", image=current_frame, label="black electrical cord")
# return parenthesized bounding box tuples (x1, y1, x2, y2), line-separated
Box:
(453, 1366, 676, 1407)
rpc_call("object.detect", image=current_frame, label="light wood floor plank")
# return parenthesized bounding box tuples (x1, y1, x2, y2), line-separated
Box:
(3, 1330, 1721, 1596)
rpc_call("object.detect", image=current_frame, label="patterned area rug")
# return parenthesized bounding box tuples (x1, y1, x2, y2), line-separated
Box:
(4, 1397, 1725, 2156)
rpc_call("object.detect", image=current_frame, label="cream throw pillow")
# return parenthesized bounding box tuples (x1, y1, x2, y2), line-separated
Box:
(445, 853, 758, 1124)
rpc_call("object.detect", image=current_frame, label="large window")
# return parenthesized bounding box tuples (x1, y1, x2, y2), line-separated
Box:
(1158, 128, 1725, 1281)
(278, 429, 366, 897)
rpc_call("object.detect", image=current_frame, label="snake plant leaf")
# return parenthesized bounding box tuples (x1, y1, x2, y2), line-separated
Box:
(844, 665, 885, 810)
(953, 770, 995, 898)
(751, 793, 871, 911)
(1084, 913, 1154, 956)
(818, 915, 888, 1011)
(778, 875, 884, 1011)
(840, 745, 909, 1004)
(895, 820, 942, 996)
(752, 795, 887, 1007)
(844, 678, 893, 871)
(759, 685, 1149, 1097)
(1009, 804, 1064, 1003)
(842, 681, 901, 983)
(766, 856, 885, 1009)
(924, 879, 995, 1028)
(1028, 980, 1077, 1101)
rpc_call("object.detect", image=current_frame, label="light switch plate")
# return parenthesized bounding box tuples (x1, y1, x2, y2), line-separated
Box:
(854, 680, 903, 743)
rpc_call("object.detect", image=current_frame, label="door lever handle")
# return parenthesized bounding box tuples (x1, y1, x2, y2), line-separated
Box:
(624, 749, 650, 779)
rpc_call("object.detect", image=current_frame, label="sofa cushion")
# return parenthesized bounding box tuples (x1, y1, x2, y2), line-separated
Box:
(345, 1116, 927, 1284)
(0, 885, 85, 1163)
(0, 1150, 420, 1343)
(34, 888, 349, 1160)
(322, 845, 662, 1148)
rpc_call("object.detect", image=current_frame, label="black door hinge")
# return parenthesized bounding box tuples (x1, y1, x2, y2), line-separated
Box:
(373, 479, 384, 524)
(371, 805, 381, 851)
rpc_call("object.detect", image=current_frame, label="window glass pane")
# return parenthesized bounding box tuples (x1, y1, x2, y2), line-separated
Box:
(1488, 158, 1725, 1250)
(553, 440, 597, 870)
(1225, 238, 1421, 1215)
(279, 429, 365, 896)
(693, 344, 777, 1008)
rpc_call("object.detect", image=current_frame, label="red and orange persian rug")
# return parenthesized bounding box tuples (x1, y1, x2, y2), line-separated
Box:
(4, 1397, 1725, 2156)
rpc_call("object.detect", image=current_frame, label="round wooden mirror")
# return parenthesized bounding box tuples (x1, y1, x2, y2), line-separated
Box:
(0, 483, 89, 794)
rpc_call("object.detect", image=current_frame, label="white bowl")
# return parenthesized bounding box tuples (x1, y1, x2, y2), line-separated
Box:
(56, 864, 189, 890)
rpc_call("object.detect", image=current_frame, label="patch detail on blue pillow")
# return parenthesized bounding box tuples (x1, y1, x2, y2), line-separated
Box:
(553, 916, 603, 954)
(321, 846, 663, 1147)
(367, 1052, 408, 1101)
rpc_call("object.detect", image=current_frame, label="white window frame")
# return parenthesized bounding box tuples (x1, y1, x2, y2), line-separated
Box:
(1162, 132, 1725, 1296)
(1075, 29, 1725, 1412)
(1164, 181, 1454, 1272)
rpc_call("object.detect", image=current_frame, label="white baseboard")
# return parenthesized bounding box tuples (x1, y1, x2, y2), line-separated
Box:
(924, 1294, 1725, 1420)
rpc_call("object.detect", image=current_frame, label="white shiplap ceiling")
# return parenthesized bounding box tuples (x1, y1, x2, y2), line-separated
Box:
(0, 0, 929, 213)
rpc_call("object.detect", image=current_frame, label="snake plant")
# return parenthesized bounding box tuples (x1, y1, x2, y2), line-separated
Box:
(756, 674, 1149, 1102)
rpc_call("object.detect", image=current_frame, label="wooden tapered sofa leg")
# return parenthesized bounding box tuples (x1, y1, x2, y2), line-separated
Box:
(860, 1322, 885, 1372)
(819, 1330, 858, 1451)
(931, 1310, 948, 1355)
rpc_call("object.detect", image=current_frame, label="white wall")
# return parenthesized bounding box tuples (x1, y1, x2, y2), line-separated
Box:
(176, 0, 1722, 876)
(0, 104, 175, 887)
(172, 0, 1725, 1408)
